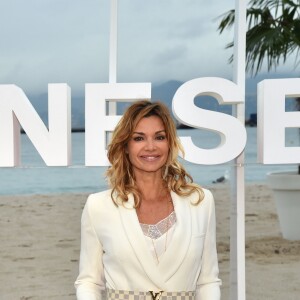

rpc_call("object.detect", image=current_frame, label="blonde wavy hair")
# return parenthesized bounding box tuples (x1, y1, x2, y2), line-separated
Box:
(106, 100, 204, 206)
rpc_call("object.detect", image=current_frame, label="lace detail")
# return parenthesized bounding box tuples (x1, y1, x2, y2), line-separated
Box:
(140, 211, 176, 239)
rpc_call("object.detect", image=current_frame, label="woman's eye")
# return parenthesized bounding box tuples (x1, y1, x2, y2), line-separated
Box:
(133, 136, 143, 141)
(156, 135, 166, 140)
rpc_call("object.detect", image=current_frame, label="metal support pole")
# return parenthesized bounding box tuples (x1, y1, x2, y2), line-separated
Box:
(230, 0, 247, 299)
(109, 0, 118, 115)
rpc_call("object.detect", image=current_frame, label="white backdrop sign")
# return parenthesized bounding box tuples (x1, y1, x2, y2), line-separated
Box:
(0, 78, 299, 167)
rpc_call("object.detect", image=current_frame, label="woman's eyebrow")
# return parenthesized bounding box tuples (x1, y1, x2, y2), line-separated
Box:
(155, 130, 166, 135)
(132, 130, 166, 135)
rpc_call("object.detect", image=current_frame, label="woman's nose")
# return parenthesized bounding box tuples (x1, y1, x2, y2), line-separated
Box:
(145, 139, 156, 150)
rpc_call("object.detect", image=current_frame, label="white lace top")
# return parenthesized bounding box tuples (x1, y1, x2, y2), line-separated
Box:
(140, 211, 177, 264)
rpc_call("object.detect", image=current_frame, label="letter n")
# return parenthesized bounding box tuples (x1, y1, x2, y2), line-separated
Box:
(0, 84, 71, 167)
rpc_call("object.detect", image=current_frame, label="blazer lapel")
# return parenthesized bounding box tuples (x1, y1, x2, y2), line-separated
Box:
(118, 194, 168, 289)
(118, 192, 192, 287)
(158, 191, 192, 281)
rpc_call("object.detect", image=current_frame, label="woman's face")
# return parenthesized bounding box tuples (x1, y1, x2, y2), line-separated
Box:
(127, 116, 169, 177)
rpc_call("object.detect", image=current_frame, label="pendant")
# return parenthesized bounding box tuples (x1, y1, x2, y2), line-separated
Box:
(149, 291, 163, 300)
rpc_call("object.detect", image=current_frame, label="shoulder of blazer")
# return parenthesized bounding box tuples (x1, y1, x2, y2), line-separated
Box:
(202, 188, 214, 202)
(85, 189, 117, 212)
(185, 187, 214, 211)
(185, 187, 213, 202)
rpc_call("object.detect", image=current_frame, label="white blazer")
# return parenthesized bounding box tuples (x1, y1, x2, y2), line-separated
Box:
(75, 188, 221, 300)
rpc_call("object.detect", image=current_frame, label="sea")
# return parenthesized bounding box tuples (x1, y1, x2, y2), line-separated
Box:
(0, 127, 298, 195)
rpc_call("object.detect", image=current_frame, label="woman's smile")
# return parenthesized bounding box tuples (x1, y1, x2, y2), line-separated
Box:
(140, 155, 161, 161)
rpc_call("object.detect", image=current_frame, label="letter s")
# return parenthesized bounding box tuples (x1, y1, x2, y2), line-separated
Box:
(172, 77, 247, 164)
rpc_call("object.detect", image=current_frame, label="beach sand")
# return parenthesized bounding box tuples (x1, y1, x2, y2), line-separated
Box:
(0, 184, 299, 299)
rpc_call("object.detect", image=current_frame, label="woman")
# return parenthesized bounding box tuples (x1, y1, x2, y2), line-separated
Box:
(75, 101, 221, 300)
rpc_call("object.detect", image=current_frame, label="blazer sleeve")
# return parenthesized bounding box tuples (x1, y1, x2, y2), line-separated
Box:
(196, 190, 221, 300)
(74, 195, 106, 300)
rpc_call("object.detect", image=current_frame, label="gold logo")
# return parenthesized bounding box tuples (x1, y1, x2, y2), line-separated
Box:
(149, 291, 163, 300)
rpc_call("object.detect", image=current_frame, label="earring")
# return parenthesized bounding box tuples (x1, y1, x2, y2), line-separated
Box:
(163, 165, 169, 180)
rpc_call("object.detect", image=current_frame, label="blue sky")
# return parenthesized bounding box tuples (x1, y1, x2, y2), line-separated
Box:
(0, 0, 298, 96)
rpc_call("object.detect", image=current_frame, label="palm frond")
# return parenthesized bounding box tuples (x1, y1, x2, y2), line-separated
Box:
(217, 0, 300, 75)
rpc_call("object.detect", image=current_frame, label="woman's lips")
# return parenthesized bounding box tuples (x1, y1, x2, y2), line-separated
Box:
(140, 155, 160, 161)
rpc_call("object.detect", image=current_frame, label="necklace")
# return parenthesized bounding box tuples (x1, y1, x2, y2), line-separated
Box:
(137, 194, 174, 264)
(150, 198, 172, 264)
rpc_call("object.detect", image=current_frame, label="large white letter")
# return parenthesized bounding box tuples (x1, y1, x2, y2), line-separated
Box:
(172, 77, 247, 164)
(257, 78, 300, 164)
(0, 84, 71, 167)
(85, 83, 151, 166)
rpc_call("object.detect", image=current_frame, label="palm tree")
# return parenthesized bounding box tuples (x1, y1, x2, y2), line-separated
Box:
(218, 0, 300, 174)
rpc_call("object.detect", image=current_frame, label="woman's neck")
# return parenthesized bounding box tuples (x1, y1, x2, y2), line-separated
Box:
(135, 174, 167, 203)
